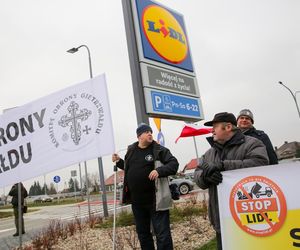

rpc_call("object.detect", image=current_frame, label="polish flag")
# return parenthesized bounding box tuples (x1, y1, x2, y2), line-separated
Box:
(175, 124, 212, 143)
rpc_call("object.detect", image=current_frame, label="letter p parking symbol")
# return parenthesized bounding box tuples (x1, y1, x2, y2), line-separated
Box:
(155, 95, 162, 109)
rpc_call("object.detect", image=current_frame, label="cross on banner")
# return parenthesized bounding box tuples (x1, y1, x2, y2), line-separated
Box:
(83, 125, 91, 135)
(58, 101, 92, 145)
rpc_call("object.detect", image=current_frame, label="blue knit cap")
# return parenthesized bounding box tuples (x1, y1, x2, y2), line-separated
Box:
(136, 123, 152, 137)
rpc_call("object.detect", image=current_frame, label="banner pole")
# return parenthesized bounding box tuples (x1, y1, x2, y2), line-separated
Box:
(79, 163, 83, 200)
(84, 161, 91, 220)
(112, 164, 117, 250)
(192, 136, 200, 164)
(17, 183, 23, 248)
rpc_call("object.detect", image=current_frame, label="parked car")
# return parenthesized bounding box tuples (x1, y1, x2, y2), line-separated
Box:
(32, 195, 53, 203)
(170, 175, 194, 195)
(0, 199, 5, 206)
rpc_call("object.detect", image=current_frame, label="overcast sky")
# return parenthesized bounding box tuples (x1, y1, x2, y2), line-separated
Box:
(1, 0, 300, 193)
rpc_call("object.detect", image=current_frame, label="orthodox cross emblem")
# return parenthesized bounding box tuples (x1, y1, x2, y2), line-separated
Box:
(58, 101, 92, 145)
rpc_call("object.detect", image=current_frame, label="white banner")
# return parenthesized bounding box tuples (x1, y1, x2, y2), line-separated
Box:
(0, 74, 115, 188)
(218, 162, 300, 250)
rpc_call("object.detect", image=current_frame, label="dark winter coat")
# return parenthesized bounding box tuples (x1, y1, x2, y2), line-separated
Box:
(9, 183, 28, 208)
(116, 141, 179, 211)
(242, 127, 278, 165)
(194, 130, 269, 232)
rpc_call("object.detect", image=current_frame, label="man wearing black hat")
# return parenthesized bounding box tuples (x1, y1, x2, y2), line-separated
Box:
(194, 112, 269, 250)
(112, 123, 178, 250)
(237, 109, 278, 165)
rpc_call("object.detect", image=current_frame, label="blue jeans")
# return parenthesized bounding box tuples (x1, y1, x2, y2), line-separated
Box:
(132, 204, 173, 250)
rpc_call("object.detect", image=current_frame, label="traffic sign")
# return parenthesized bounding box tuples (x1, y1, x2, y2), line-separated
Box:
(53, 175, 61, 183)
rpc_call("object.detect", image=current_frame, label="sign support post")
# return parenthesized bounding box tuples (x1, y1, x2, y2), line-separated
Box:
(122, 0, 149, 125)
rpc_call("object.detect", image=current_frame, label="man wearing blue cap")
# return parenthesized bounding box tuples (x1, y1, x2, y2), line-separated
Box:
(112, 123, 178, 250)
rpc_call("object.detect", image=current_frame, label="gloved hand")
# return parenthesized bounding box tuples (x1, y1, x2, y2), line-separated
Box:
(202, 161, 224, 177)
(204, 171, 223, 185)
(202, 164, 218, 178)
(201, 162, 224, 186)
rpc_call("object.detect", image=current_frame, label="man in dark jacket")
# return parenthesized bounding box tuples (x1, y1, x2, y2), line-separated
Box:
(9, 182, 28, 236)
(237, 109, 278, 165)
(112, 123, 178, 250)
(194, 112, 269, 250)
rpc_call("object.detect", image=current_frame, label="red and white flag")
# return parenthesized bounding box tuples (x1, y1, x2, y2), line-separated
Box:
(175, 124, 212, 143)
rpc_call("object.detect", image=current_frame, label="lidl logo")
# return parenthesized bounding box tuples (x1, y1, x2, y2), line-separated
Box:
(142, 5, 188, 64)
(135, 0, 194, 72)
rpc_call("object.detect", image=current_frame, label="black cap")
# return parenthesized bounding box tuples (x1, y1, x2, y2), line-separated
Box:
(204, 112, 237, 126)
(136, 123, 152, 137)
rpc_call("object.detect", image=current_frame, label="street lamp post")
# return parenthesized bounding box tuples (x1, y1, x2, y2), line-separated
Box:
(278, 81, 300, 119)
(67, 45, 109, 217)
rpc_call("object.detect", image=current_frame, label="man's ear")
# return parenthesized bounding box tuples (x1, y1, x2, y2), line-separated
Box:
(226, 123, 232, 131)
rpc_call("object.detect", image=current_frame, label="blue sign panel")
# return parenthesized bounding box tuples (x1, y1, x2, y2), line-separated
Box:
(150, 90, 201, 118)
(53, 175, 61, 183)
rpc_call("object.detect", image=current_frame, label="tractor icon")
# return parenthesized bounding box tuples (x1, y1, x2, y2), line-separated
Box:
(252, 184, 273, 198)
(237, 182, 273, 200)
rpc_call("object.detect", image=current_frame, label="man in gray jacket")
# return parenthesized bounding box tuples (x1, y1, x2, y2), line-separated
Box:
(194, 112, 269, 250)
(112, 123, 178, 250)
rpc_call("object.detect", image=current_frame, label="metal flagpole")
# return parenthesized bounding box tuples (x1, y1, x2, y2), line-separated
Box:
(78, 162, 84, 200)
(192, 136, 200, 164)
(67, 44, 109, 217)
(112, 148, 126, 250)
(84, 161, 91, 220)
(112, 163, 118, 250)
(17, 183, 22, 248)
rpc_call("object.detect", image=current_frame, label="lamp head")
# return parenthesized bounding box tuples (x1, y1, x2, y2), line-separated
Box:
(67, 47, 79, 54)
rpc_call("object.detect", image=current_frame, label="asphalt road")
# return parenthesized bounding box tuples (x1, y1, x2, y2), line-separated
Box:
(0, 196, 122, 250)
(0, 189, 206, 249)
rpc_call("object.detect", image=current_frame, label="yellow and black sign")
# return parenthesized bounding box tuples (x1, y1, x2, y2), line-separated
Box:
(135, 0, 194, 72)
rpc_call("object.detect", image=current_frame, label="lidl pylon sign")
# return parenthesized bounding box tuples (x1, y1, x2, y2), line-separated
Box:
(136, 0, 193, 71)
(123, 0, 204, 122)
(143, 5, 188, 64)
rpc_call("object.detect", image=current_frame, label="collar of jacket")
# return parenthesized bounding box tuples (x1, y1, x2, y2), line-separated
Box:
(126, 141, 161, 160)
(243, 127, 265, 136)
(241, 126, 255, 134)
(206, 130, 245, 149)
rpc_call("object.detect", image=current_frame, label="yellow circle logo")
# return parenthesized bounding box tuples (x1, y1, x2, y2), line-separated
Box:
(142, 5, 188, 64)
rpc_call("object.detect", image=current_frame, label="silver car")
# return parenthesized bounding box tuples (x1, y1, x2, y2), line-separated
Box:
(170, 175, 194, 195)
(32, 195, 53, 203)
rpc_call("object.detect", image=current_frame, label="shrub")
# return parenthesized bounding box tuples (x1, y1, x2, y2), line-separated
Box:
(170, 204, 205, 223)
(98, 210, 135, 228)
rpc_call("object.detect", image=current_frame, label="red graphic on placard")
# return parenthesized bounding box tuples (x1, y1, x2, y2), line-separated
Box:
(229, 176, 287, 236)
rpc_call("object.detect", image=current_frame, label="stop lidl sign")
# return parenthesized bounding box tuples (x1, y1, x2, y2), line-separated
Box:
(230, 176, 287, 236)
